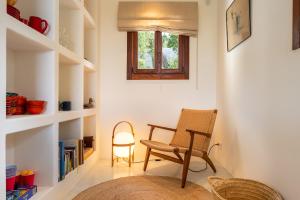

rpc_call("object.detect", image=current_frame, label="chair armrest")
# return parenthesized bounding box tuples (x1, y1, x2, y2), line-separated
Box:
(186, 129, 211, 138)
(148, 124, 177, 132)
(147, 124, 176, 141)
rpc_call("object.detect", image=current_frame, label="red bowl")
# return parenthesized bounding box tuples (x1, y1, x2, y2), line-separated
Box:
(27, 107, 44, 114)
(27, 100, 46, 114)
(27, 100, 46, 107)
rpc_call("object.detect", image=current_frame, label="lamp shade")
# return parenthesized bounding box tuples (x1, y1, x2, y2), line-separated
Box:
(113, 131, 135, 158)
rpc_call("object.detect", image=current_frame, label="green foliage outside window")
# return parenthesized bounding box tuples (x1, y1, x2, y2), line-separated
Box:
(138, 31, 154, 69)
(162, 32, 179, 69)
(138, 31, 179, 70)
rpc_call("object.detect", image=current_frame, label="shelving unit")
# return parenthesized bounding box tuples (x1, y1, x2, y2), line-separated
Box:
(0, 0, 98, 199)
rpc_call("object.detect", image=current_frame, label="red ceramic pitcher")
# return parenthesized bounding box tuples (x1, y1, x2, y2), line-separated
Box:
(29, 16, 49, 34)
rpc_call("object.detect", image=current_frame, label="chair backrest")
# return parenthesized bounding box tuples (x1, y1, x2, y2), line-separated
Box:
(170, 109, 217, 152)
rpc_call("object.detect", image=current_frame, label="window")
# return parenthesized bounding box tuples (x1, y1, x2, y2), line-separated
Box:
(127, 31, 189, 80)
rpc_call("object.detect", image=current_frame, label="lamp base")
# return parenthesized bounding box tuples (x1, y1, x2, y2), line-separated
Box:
(112, 152, 135, 167)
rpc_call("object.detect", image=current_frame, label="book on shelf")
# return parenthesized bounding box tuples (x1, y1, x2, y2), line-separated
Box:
(59, 139, 84, 181)
(58, 141, 65, 181)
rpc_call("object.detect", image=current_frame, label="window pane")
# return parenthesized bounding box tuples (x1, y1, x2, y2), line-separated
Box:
(162, 32, 179, 69)
(138, 31, 155, 69)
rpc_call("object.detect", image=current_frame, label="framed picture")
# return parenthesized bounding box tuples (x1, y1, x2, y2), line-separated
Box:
(293, 0, 300, 50)
(226, 0, 251, 52)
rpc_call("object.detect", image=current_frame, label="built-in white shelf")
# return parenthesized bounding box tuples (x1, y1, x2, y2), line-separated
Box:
(58, 111, 82, 123)
(83, 8, 96, 29)
(4, 114, 55, 135)
(5, 15, 55, 51)
(83, 0, 97, 23)
(83, 108, 96, 117)
(0, 0, 98, 199)
(30, 186, 52, 200)
(83, 59, 96, 72)
(59, 45, 81, 64)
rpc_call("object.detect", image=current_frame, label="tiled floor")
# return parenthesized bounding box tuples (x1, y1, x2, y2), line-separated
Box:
(62, 158, 231, 200)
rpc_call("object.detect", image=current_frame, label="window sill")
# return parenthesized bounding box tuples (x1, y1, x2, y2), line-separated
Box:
(128, 73, 189, 80)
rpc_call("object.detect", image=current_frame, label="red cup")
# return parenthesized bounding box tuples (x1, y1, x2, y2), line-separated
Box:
(6, 176, 16, 191)
(29, 16, 49, 34)
(22, 174, 35, 187)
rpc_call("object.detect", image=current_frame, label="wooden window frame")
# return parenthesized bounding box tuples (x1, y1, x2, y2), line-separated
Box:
(127, 31, 189, 80)
(293, 0, 300, 50)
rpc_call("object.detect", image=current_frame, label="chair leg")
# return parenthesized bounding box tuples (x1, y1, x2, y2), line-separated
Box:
(143, 148, 151, 171)
(203, 153, 217, 173)
(181, 151, 192, 188)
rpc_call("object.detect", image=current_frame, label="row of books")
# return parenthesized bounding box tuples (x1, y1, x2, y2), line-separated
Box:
(58, 139, 84, 181)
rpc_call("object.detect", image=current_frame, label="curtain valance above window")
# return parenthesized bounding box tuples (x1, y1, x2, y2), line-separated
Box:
(118, 2, 198, 37)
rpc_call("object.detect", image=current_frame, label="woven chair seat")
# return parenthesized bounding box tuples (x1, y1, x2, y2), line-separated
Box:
(140, 140, 204, 157)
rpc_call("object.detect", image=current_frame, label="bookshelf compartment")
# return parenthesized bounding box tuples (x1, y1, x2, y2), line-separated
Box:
(59, 64, 83, 112)
(59, 5, 83, 56)
(6, 19, 55, 51)
(83, 115, 96, 160)
(59, 118, 82, 141)
(58, 119, 84, 181)
(84, 28, 97, 64)
(83, 116, 96, 142)
(84, 71, 96, 110)
(83, 0, 97, 20)
(6, 48, 55, 118)
(8, 0, 55, 40)
(6, 125, 56, 189)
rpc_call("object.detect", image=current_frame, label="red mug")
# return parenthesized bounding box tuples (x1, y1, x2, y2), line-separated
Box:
(29, 16, 49, 34)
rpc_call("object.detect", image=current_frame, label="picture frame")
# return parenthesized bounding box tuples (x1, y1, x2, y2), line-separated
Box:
(226, 0, 251, 52)
(293, 0, 300, 50)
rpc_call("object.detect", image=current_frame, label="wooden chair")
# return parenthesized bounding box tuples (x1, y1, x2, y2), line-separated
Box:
(140, 109, 218, 188)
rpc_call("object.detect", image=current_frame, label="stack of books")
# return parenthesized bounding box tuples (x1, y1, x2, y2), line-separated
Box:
(58, 139, 84, 181)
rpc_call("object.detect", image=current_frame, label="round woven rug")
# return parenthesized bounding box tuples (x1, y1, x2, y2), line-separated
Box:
(73, 176, 212, 200)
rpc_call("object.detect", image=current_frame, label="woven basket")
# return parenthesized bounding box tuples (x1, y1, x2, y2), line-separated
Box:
(208, 176, 284, 200)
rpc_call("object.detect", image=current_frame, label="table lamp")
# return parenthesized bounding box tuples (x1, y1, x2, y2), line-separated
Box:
(112, 121, 135, 167)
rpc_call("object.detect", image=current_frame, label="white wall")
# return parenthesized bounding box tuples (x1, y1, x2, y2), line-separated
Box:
(215, 0, 300, 199)
(98, 0, 218, 160)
